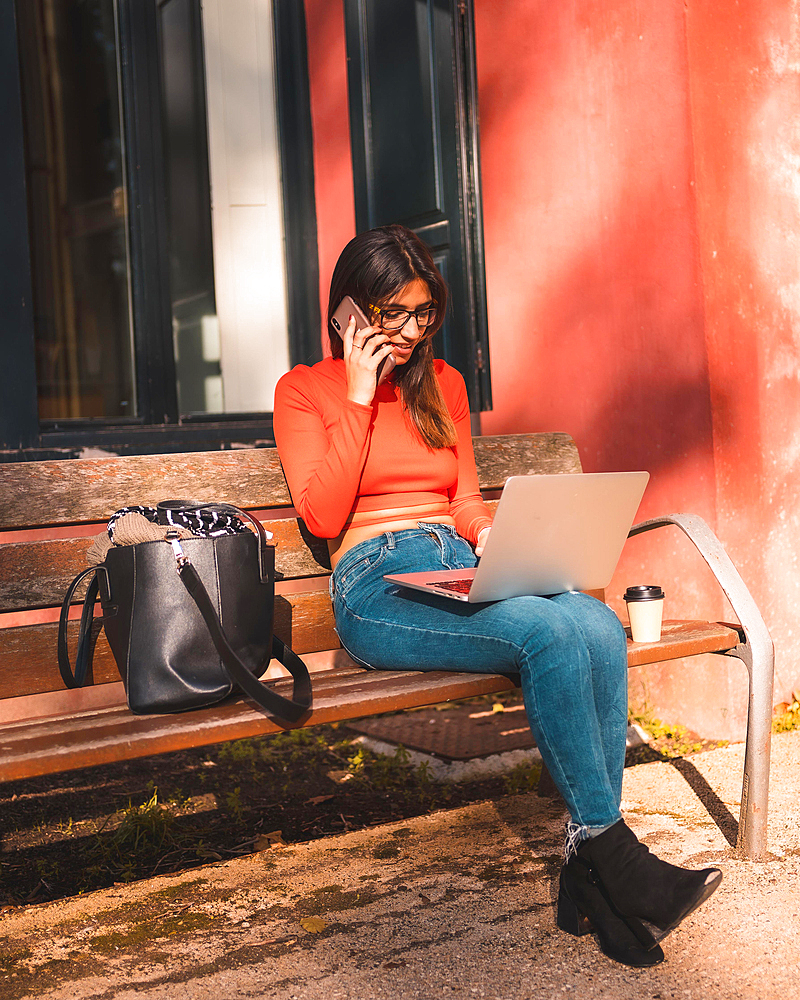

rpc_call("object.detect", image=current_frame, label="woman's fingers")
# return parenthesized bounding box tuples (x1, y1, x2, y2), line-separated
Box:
(353, 324, 387, 355)
(342, 314, 356, 350)
(352, 327, 391, 368)
(344, 319, 393, 405)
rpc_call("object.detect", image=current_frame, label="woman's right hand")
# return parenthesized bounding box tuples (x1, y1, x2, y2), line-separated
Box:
(343, 315, 395, 406)
(475, 526, 491, 557)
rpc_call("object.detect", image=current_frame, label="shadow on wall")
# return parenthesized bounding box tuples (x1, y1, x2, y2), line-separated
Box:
(475, 1, 719, 496)
(473, 3, 743, 636)
(483, 200, 719, 491)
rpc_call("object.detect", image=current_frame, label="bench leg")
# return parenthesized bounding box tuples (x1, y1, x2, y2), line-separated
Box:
(723, 641, 773, 859)
(537, 763, 565, 802)
(629, 513, 774, 860)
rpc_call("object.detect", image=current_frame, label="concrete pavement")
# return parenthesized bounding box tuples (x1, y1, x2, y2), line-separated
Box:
(2, 730, 799, 1000)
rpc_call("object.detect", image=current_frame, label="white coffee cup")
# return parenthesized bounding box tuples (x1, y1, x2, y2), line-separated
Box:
(624, 585, 665, 643)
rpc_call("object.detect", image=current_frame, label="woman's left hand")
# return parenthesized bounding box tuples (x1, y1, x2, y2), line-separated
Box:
(475, 526, 491, 557)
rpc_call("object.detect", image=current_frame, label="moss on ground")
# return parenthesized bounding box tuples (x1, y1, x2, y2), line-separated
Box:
(88, 911, 217, 954)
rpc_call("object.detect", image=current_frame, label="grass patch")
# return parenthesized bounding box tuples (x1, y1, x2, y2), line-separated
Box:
(296, 884, 380, 916)
(0, 947, 32, 976)
(503, 761, 542, 795)
(0, 722, 495, 906)
(372, 844, 401, 859)
(628, 704, 728, 760)
(773, 694, 800, 733)
(89, 912, 217, 954)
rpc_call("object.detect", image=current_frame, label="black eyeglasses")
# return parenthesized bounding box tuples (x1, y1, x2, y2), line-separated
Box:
(372, 304, 437, 332)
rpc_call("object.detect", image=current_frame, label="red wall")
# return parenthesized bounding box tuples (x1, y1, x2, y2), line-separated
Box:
(304, 1, 799, 731)
(686, 0, 800, 709)
(472, 1, 725, 629)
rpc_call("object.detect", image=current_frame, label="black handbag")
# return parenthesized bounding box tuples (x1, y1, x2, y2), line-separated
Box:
(58, 501, 312, 722)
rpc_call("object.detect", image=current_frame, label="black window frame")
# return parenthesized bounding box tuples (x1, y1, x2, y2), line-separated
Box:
(1, 0, 320, 459)
(344, 0, 491, 413)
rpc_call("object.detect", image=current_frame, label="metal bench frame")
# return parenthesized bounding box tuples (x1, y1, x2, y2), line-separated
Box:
(629, 513, 774, 858)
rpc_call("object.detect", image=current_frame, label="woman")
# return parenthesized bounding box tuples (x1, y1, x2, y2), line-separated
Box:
(274, 224, 721, 967)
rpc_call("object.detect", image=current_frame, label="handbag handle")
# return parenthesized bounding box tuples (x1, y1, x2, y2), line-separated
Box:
(58, 566, 108, 688)
(174, 555, 312, 723)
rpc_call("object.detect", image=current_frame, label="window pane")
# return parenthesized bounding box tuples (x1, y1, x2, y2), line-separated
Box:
(17, 0, 136, 420)
(161, 0, 292, 417)
(201, 0, 291, 414)
(159, 0, 221, 415)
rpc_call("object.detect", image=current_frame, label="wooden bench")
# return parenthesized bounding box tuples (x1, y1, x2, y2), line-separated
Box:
(0, 433, 773, 858)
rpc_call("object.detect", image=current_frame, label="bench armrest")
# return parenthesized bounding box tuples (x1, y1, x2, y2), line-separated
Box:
(628, 512, 774, 858)
(629, 513, 772, 663)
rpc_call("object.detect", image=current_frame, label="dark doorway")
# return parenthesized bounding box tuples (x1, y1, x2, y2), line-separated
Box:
(344, 0, 491, 412)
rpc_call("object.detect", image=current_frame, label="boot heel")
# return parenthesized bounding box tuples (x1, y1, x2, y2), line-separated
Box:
(557, 861, 664, 968)
(556, 887, 592, 937)
(575, 819, 722, 943)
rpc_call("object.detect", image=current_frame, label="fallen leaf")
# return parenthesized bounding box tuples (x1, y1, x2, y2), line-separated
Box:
(774, 702, 791, 716)
(326, 769, 354, 784)
(383, 960, 406, 969)
(492, 702, 505, 713)
(300, 916, 328, 933)
(305, 794, 335, 806)
(255, 831, 286, 851)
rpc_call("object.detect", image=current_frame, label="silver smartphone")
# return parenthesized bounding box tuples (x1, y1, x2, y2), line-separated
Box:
(330, 295, 396, 384)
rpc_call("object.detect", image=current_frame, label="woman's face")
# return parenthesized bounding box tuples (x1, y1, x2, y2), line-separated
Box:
(375, 278, 435, 366)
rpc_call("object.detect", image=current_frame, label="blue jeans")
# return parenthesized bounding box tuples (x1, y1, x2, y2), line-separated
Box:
(331, 523, 628, 832)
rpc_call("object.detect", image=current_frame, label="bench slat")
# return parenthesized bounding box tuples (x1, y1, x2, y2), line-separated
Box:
(0, 505, 509, 617)
(0, 649, 355, 725)
(0, 668, 520, 781)
(0, 591, 340, 699)
(0, 433, 579, 529)
(0, 537, 91, 611)
(0, 450, 289, 530)
(472, 432, 581, 481)
(0, 611, 740, 704)
(625, 620, 741, 664)
(0, 620, 742, 780)
(0, 518, 332, 613)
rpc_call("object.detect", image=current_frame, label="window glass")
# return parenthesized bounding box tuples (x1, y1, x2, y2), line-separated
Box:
(17, 0, 136, 420)
(16, 0, 297, 429)
(159, 0, 221, 415)
(201, 0, 291, 414)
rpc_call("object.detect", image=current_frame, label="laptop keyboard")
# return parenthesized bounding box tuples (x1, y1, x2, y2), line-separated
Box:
(428, 578, 473, 595)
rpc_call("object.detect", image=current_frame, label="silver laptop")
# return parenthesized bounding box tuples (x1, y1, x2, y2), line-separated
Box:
(383, 471, 649, 602)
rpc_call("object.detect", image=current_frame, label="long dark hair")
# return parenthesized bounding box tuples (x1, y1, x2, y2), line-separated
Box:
(327, 224, 457, 449)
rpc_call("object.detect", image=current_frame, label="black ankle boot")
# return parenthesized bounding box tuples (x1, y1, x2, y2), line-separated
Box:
(557, 860, 665, 967)
(576, 819, 722, 942)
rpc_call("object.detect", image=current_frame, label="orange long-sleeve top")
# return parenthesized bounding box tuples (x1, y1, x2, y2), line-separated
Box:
(273, 357, 493, 545)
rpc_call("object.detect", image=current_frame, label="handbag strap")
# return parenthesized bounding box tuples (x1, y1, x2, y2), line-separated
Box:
(58, 556, 311, 723)
(58, 566, 105, 689)
(175, 555, 312, 723)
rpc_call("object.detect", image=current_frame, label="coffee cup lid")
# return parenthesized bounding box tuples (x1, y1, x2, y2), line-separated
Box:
(624, 585, 664, 601)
